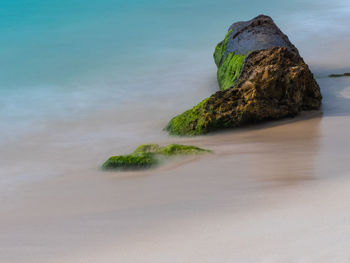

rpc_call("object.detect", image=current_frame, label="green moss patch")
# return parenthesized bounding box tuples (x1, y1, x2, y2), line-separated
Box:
(214, 29, 246, 91)
(102, 144, 211, 170)
(217, 52, 245, 91)
(165, 98, 213, 136)
(133, 144, 160, 153)
(102, 153, 157, 170)
(157, 144, 211, 155)
(214, 30, 232, 66)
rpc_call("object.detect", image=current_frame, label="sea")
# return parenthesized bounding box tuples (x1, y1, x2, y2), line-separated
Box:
(1, 0, 349, 145)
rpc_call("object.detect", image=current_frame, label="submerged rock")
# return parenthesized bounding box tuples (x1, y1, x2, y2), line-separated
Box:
(166, 15, 322, 136)
(102, 153, 157, 170)
(328, 73, 350, 78)
(102, 144, 211, 170)
(156, 144, 211, 155)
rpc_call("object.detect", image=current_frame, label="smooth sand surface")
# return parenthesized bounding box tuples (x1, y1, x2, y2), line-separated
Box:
(1, 77, 350, 262)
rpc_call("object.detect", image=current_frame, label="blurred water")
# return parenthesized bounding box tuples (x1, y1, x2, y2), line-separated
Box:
(0, 0, 350, 143)
(1, 2, 350, 260)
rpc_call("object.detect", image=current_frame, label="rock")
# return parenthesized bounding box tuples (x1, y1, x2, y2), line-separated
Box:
(165, 15, 322, 136)
(329, 73, 350, 77)
(156, 144, 211, 155)
(102, 153, 157, 170)
(133, 144, 160, 154)
(102, 144, 211, 170)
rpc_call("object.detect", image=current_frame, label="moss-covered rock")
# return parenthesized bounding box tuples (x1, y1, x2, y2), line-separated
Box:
(133, 144, 160, 153)
(102, 144, 211, 170)
(157, 144, 211, 155)
(165, 15, 322, 136)
(102, 153, 157, 170)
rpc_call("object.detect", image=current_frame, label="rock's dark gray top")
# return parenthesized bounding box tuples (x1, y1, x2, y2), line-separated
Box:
(226, 15, 298, 55)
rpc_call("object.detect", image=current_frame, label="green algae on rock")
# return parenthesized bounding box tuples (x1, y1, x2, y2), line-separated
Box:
(214, 29, 232, 66)
(214, 29, 246, 91)
(133, 144, 160, 154)
(157, 144, 211, 155)
(217, 52, 245, 91)
(102, 153, 157, 170)
(102, 144, 211, 170)
(165, 15, 322, 136)
(165, 98, 211, 136)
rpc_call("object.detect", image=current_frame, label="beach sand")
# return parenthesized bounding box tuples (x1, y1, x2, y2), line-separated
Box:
(1, 76, 350, 262)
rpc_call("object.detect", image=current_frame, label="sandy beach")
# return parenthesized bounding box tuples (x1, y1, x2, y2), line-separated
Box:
(1, 76, 350, 262)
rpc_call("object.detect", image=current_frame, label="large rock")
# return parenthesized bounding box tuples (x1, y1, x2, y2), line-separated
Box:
(165, 15, 322, 136)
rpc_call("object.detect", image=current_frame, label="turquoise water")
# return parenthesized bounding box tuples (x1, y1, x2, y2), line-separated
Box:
(0, 0, 349, 142)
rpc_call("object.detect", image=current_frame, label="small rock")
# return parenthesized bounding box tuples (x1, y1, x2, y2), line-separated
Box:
(102, 144, 211, 170)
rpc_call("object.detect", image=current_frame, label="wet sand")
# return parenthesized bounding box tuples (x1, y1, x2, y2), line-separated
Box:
(1, 76, 350, 262)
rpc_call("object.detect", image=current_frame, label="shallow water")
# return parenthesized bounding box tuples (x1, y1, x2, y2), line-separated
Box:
(1, 0, 350, 145)
(2, 76, 350, 262)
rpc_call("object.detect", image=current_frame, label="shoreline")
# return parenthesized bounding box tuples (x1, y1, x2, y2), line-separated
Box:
(2, 113, 350, 262)
(2, 76, 350, 262)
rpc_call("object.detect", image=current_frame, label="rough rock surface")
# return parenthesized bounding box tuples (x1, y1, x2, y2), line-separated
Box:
(165, 15, 322, 136)
(225, 15, 298, 56)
